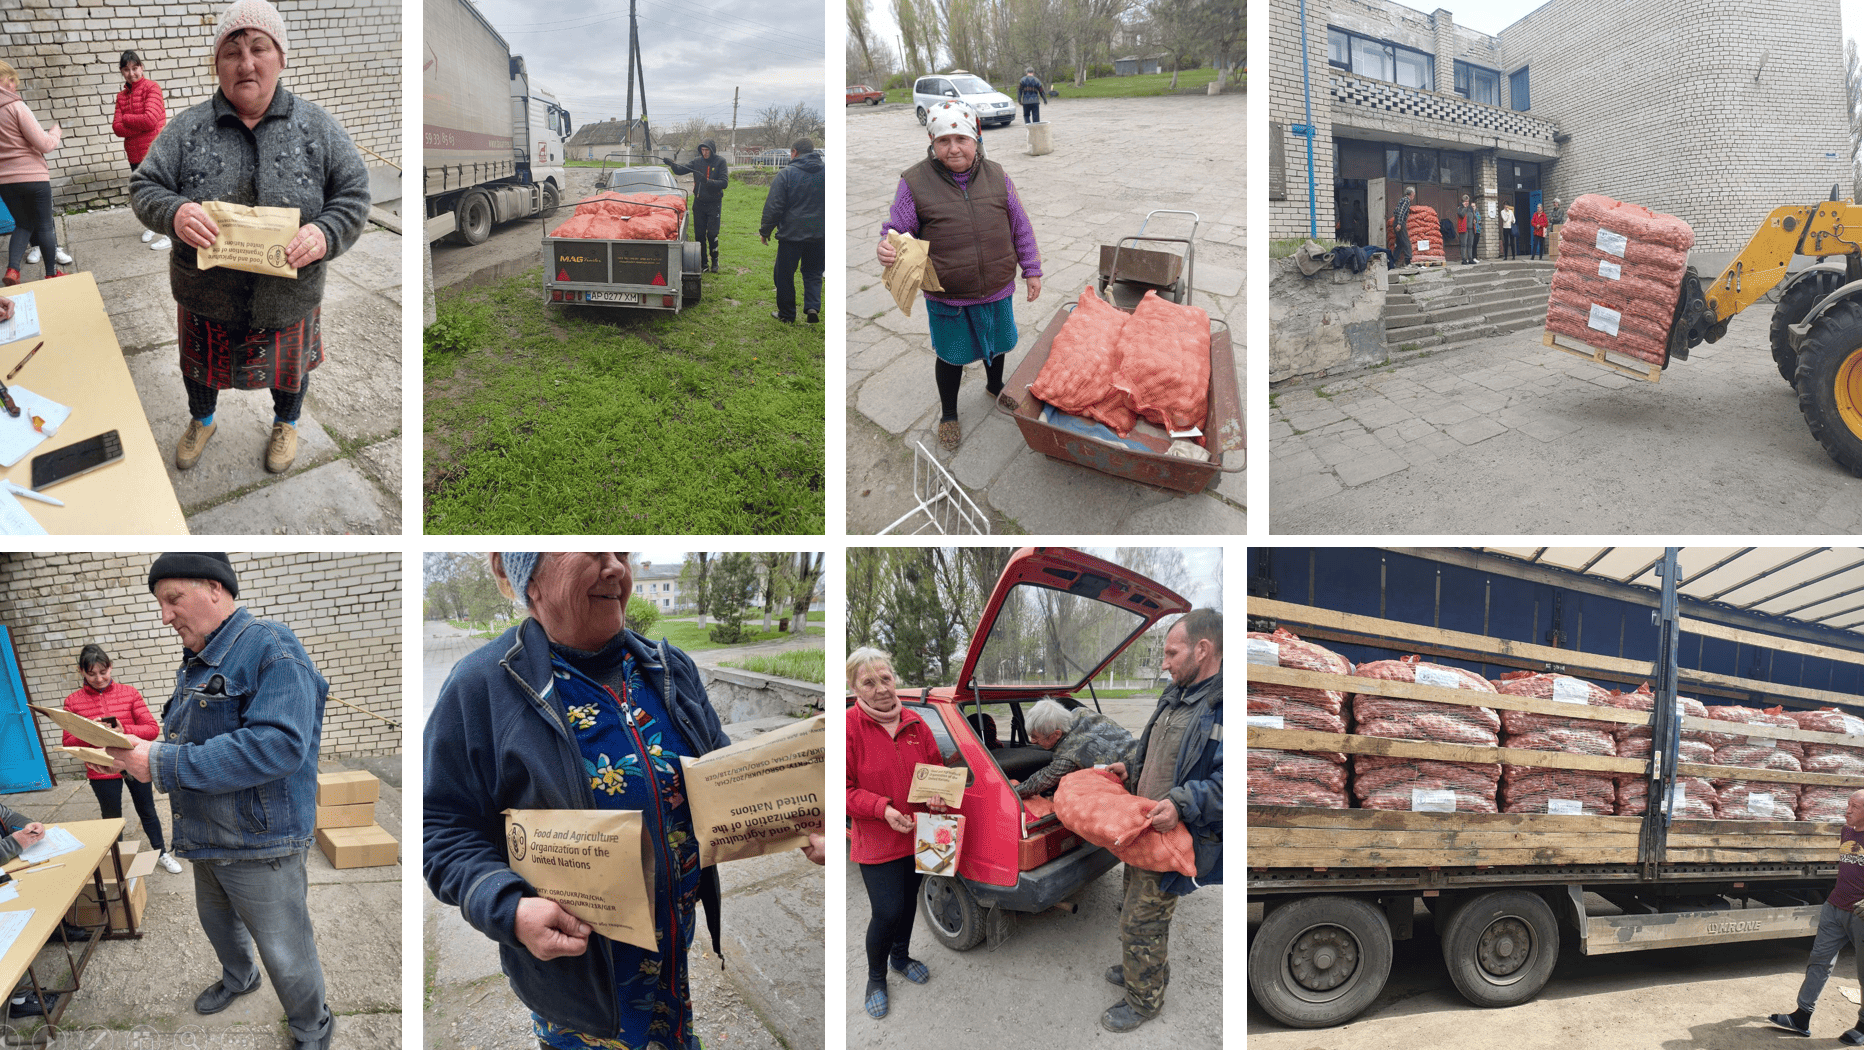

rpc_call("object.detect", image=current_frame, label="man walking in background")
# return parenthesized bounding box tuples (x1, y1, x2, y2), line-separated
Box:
(667, 139, 729, 272)
(760, 138, 824, 324)
(1392, 186, 1416, 267)
(1017, 68, 1048, 124)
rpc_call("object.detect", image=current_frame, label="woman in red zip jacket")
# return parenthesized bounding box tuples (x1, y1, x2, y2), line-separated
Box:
(62, 645, 180, 873)
(846, 647, 950, 1020)
(111, 50, 169, 251)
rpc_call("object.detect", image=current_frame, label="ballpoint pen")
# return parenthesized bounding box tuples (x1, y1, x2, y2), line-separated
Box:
(5, 481, 62, 507)
(4, 342, 41, 382)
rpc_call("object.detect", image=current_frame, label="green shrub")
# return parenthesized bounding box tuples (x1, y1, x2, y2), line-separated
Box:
(626, 596, 659, 635)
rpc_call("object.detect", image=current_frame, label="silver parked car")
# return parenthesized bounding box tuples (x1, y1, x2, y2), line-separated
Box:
(913, 71, 1017, 128)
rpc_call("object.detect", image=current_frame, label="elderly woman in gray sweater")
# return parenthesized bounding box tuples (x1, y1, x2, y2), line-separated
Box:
(1015, 698, 1135, 799)
(131, 0, 371, 477)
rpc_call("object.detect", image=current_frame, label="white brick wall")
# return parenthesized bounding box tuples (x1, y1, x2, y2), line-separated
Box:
(0, 0, 401, 211)
(0, 552, 402, 783)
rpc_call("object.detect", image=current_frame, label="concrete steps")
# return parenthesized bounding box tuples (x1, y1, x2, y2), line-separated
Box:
(1382, 259, 1557, 352)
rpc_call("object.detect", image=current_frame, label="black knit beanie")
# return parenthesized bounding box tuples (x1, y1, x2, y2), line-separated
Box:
(148, 552, 239, 598)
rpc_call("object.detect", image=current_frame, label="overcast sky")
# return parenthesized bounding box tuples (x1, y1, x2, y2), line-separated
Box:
(1083, 547, 1224, 611)
(471, 0, 825, 134)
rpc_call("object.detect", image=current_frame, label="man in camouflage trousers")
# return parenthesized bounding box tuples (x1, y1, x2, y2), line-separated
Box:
(1014, 698, 1135, 799)
(1102, 609, 1223, 1033)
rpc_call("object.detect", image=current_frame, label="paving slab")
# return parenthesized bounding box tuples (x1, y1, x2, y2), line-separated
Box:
(186, 458, 399, 535)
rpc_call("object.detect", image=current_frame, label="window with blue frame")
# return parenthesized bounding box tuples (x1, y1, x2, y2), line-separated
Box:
(1454, 60, 1501, 106)
(1328, 27, 1434, 90)
(1510, 67, 1530, 111)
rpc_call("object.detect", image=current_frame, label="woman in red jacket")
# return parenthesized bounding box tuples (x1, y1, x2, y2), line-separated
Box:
(1530, 203, 1549, 260)
(62, 645, 180, 873)
(111, 50, 168, 251)
(846, 647, 949, 1020)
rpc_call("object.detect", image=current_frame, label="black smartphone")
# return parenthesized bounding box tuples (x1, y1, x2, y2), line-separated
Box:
(31, 431, 123, 490)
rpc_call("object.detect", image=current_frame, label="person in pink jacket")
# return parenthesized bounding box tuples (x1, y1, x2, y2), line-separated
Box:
(61, 644, 182, 874)
(0, 59, 64, 286)
(112, 50, 169, 251)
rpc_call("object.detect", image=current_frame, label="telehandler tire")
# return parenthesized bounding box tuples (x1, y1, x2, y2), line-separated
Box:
(1771, 270, 1846, 383)
(1794, 296, 1862, 476)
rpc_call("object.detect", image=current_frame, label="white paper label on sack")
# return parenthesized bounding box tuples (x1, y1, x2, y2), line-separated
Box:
(1595, 228, 1629, 257)
(1245, 638, 1280, 666)
(1546, 798, 1583, 815)
(1671, 782, 1688, 810)
(1748, 736, 1777, 748)
(1748, 792, 1775, 818)
(1412, 788, 1457, 812)
(1847, 716, 1864, 737)
(1246, 715, 1285, 729)
(1597, 260, 1622, 280)
(1551, 677, 1590, 704)
(1588, 303, 1622, 336)
(1413, 665, 1463, 690)
(1417, 239, 1430, 251)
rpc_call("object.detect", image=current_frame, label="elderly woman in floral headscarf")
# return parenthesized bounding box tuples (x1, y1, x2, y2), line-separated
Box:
(874, 100, 1043, 452)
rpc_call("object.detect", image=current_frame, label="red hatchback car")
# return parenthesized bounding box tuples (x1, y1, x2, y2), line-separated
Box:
(851, 547, 1190, 949)
(846, 84, 885, 105)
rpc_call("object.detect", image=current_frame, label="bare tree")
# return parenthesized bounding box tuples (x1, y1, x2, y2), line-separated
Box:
(788, 552, 826, 633)
(1061, 0, 1133, 86)
(1849, 38, 1861, 202)
(755, 102, 825, 147)
(849, 0, 880, 83)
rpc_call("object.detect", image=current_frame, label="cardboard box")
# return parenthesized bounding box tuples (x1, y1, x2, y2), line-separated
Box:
(315, 803, 376, 829)
(316, 770, 379, 807)
(91, 843, 159, 884)
(66, 875, 146, 933)
(316, 824, 398, 869)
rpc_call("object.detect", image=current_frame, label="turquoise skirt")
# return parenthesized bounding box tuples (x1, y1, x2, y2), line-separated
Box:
(926, 295, 1018, 365)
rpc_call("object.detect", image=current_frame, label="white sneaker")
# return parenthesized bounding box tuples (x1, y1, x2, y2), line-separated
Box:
(158, 851, 182, 874)
(54, 247, 70, 265)
(23, 247, 37, 264)
(140, 229, 155, 243)
(149, 237, 171, 251)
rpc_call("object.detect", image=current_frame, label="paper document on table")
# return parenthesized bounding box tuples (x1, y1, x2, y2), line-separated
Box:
(0, 911, 32, 955)
(881, 231, 942, 316)
(0, 386, 72, 467)
(0, 490, 44, 535)
(17, 826, 80, 865)
(0, 883, 20, 905)
(0, 291, 41, 346)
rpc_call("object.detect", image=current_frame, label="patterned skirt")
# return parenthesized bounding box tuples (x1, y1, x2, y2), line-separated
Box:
(925, 294, 1017, 366)
(178, 304, 323, 392)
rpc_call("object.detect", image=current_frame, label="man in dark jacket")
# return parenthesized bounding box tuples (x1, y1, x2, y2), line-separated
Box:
(1101, 608, 1222, 1033)
(760, 139, 825, 324)
(666, 138, 729, 272)
(1017, 68, 1048, 123)
(1392, 186, 1416, 267)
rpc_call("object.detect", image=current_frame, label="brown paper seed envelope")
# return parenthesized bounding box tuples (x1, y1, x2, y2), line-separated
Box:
(681, 713, 826, 867)
(59, 746, 116, 767)
(197, 201, 300, 279)
(906, 763, 966, 806)
(30, 705, 138, 749)
(881, 231, 943, 316)
(503, 808, 656, 952)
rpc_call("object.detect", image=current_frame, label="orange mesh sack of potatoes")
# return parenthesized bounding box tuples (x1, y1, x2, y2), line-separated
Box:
(549, 192, 688, 240)
(1028, 286, 1137, 433)
(1111, 290, 1211, 433)
(1387, 204, 1444, 260)
(1052, 767, 1196, 876)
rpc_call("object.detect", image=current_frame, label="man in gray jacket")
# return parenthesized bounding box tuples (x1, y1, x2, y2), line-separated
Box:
(1015, 699, 1134, 798)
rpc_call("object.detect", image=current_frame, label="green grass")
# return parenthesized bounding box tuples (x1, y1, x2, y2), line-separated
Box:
(651, 620, 825, 652)
(719, 648, 826, 683)
(1271, 237, 1345, 260)
(423, 185, 825, 534)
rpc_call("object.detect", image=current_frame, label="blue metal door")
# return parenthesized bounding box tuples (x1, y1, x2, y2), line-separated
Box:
(0, 626, 52, 792)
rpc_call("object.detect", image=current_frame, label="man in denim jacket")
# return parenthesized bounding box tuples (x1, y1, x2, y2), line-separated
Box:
(106, 552, 333, 1050)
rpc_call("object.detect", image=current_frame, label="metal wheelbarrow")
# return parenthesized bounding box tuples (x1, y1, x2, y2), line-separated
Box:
(1096, 209, 1198, 310)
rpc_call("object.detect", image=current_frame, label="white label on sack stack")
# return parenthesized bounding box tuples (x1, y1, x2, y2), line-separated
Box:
(1246, 638, 1281, 666)
(1595, 228, 1629, 257)
(1671, 782, 1688, 811)
(1748, 792, 1774, 819)
(1747, 736, 1777, 748)
(1246, 715, 1285, 729)
(1847, 715, 1864, 737)
(1414, 665, 1463, 690)
(1551, 677, 1590, 704)
(1588, 303, 1622, 336)
(1412, 788, 1457, 812)
(1597, 260, 1622, 280)
(1547, 798, 1583, 815)
(1417, 239, 1431, 251)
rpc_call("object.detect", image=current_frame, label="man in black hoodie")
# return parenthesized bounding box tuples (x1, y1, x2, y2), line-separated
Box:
(760, 138, 825, 324)
(666, 138, 729, 272)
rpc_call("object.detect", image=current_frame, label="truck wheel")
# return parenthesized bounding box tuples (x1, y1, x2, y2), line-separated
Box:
(1770, 270, 1845, 383)
(540, 182, 560, 220)
(919, 875, 986, 951)
(453, 192, 493, 246)
(1438, 890, 1559, 1008)
(1247, 896, 1392, 1028)
(1795, 297, 1862, 476)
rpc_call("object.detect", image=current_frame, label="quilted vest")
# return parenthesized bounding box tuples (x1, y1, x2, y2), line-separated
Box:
(901, 156, 1017, 300)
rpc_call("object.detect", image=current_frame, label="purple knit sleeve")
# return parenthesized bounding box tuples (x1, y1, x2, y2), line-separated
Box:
(881, 179, 919, 241)
(1003, 173, 1042, 277)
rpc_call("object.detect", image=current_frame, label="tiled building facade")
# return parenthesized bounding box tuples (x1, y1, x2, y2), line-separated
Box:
(0, 552, 401, 783)
(1271, 0, 1851, 262)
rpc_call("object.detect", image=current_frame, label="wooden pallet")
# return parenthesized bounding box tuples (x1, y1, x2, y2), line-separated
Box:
(1543, 328, 1663, 383)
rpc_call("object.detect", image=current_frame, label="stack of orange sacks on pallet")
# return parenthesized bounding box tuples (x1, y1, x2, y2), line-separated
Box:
(1245, 628, 1352, 808)
(1386, 205, 1444, 262)
(1604, 683, 1715, 817)
(1702, 705, 1804, 820)
(1350, 655, 1500, 812)
(1788, 708, 1864, 821)
(1544, 193, 1694, 365)
(1491, 672, 1617, 815)
(548, 192, 688, 241)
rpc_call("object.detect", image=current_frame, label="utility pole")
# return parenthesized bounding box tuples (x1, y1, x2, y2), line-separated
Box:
(729, 87, 739, 157)
(624, 0, 637, 140)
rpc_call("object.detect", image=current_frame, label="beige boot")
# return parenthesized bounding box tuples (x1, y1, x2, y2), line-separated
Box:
(265, 422, 298, 473)
(175, 419, 216, 470)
